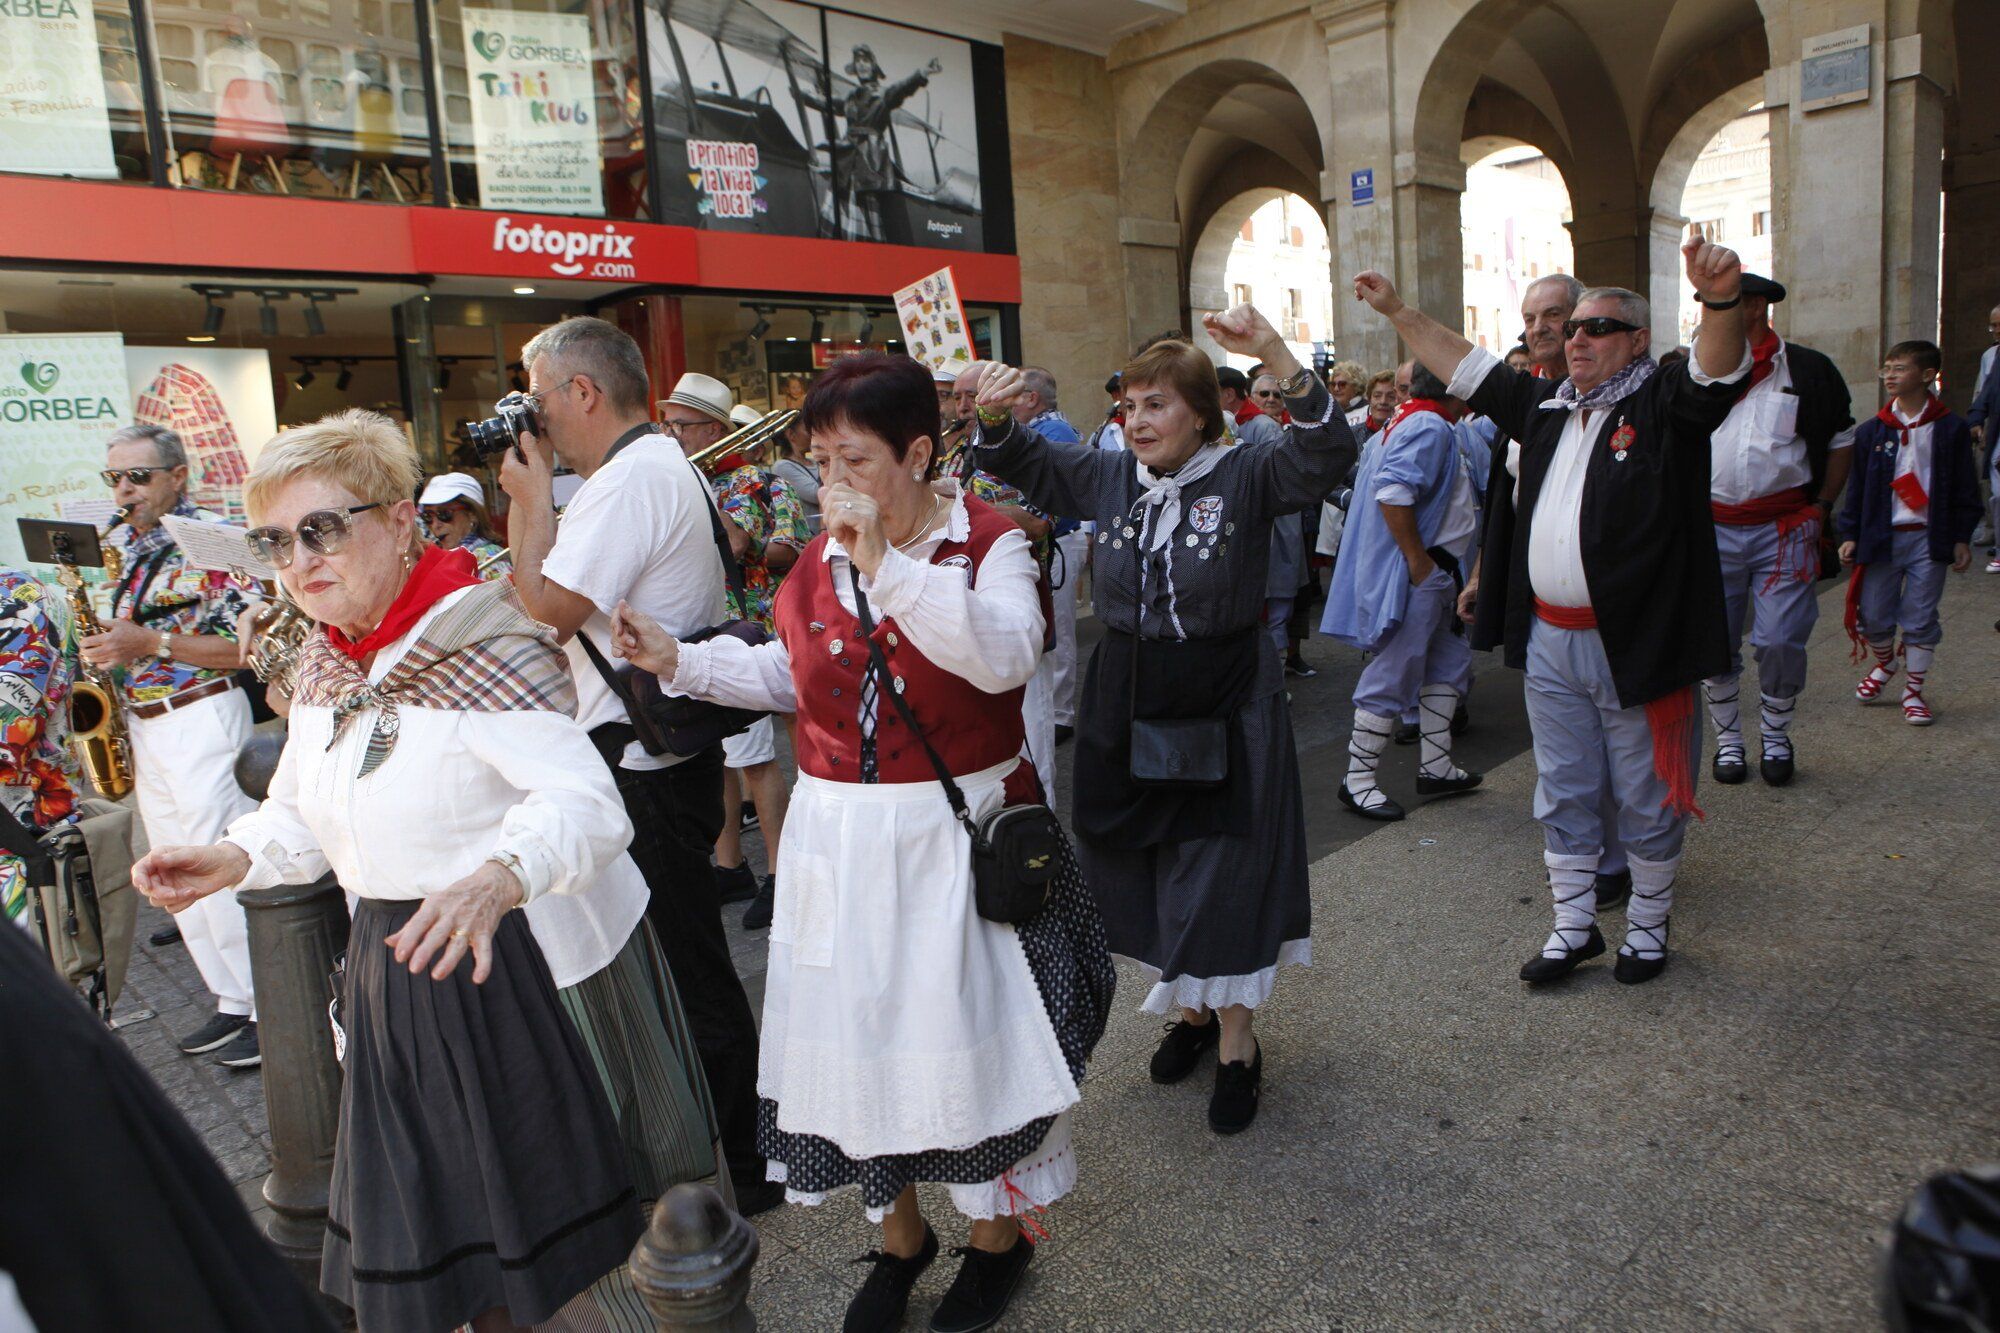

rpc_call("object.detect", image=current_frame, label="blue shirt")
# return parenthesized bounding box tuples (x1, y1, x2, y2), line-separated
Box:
(1322, 410, 1463, 652)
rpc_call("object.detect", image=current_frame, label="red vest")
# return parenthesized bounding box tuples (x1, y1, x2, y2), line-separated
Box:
(775, 497, 1028, 787)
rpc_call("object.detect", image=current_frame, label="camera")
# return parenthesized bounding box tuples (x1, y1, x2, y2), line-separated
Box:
(463, 391, 542, 460)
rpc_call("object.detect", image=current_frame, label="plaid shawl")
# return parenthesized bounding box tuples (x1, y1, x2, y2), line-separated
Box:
(291, 580, 575, 778)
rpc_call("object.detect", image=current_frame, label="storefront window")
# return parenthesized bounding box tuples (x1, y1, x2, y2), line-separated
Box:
(430, 0, 648, 218)
(0, 0, 154, 183)
(151, 0, 436, 202)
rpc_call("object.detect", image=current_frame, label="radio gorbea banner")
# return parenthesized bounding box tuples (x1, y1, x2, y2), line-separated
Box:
(461, 7, 604, 216)
(0, 333, 128, 570)
(0, 0, 119, 180)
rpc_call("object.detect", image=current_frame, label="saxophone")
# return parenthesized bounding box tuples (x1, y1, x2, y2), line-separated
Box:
(58, 508, 136, 800)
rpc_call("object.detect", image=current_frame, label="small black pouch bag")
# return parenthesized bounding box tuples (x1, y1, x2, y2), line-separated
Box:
(1126, 544, 1228, 789)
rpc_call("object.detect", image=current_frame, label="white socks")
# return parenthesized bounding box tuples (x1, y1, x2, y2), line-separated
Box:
(1344, 708, 1397, 813)
(1903, 644, 1935, 723)
(1621, 851, 1679, 960)
(1705, 676, 1743, 762)
(1417, 685, 1467, 780)
(1542, 851, 1599, 958)
(1758, 692, 1796, 761)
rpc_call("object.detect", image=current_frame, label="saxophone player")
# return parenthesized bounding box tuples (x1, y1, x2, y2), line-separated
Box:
(82, 425, 261, 1069)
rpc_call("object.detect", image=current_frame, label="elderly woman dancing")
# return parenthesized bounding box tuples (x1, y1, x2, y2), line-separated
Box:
(612, 353, 1113, 1333)
(971, 306, 1356, 1135)
(133, 410, 718, 1332)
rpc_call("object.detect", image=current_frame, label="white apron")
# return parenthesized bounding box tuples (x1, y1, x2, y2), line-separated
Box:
(763, 759, 1079, 1159)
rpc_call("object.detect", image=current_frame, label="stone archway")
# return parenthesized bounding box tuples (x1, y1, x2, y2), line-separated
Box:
(1643, 78, 1766, 347)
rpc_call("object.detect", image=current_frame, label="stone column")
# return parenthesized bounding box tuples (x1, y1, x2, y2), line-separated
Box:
(1941, 149, 2000, 398)
(1316, 0, 1404, 371)
(1645, 208, 1693, 351)
(1120, 217, 1186, 349)
(1768, 13, 1949, 409)
(1391, 152, 1470, 345)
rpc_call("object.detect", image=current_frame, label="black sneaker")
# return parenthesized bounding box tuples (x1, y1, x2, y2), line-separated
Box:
(1393, 719, 1419, 745)
(177, 1011, 250, 1055)
(929, 1233, 1035, 1333)
(1594, 869, 1632, 913)
(1148, 1016, 1219, 1084)
(215, 1022, 261, 1069)
(1285, 657, 1318, 679)
(714, 862, 758, 905)
(1208, 1040, 1263, 1135)
(735, 1179, 785, 1217)
(149, 923, 183, 947)
(844, 1225, 938, 1333)
(741, 876, 776, 931)
(739, 800, 759, 832)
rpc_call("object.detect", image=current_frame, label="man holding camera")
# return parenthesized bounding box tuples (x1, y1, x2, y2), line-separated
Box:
(499, 317, 772, 1211)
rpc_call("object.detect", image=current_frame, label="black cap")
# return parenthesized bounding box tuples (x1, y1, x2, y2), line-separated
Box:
(1739, 273, 1786, 303)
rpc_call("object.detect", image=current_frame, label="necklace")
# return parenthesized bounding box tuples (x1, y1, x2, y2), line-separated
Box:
(892, 496, 946, 552)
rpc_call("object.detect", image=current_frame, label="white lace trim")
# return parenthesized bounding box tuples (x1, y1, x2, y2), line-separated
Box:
(767, 1115, 1078, 1224)
(1132, 937, 1312, 1015)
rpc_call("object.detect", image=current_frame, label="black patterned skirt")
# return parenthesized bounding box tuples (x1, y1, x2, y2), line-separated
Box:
(324, 899, 643, 1331)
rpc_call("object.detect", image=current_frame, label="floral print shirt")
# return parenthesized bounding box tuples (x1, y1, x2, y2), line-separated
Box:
(108, 500, 253, 705)
(0, 567, 78, 926)
(714, 465, 810, 632)
(461, 534, 513, 580)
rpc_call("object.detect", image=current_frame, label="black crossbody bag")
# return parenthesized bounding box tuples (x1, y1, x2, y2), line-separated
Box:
(577, 434, 770, 757)
(849, 567, 1062, 925)
(1126, 544, 1229, 788)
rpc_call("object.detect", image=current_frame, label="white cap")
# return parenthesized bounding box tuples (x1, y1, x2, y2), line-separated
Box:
(729, 404, 762, 428)
(419, 472, 484, 508)
(931, 365, 959, 385)
(661, 372, 734, 425)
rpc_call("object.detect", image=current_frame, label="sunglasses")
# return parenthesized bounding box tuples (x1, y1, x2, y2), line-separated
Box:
(420, 504, 466, 524)
(246, 504, 382, 569)
(102, 467, 167, 486)
(1563, 317, 1642, 341)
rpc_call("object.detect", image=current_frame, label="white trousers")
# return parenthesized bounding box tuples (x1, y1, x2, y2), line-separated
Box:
(1049, 529, 1091, 727)
(129, 687, 258, 1018)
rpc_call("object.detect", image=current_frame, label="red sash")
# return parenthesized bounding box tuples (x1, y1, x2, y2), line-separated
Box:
(1711, 486, 1821, 590)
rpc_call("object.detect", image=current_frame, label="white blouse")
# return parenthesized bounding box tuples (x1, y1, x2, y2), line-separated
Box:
(221, 588, 647, 989)
(671, 485, 1045, 712)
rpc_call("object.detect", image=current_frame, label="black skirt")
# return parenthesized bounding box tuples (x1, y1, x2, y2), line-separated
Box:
(324, 899, 643, 1331)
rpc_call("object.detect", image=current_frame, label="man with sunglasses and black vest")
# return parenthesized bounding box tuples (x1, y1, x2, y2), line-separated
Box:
(498, 317, 775, 1214)
(86, 424, 260, 1066)
(1355, 229, 1751, 987)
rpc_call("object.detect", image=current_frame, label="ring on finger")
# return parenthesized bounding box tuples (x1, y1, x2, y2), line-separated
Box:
(450, 929, 468, 940)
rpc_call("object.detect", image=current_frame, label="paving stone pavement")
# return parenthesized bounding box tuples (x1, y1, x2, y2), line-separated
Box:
(113, 574, 2000, 1329)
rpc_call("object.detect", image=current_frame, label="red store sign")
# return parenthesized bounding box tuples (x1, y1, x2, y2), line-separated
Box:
(410, 209, 698, 285)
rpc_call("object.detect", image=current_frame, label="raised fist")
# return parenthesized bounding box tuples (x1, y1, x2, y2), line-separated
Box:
(1352, 272, 1404, 318)
(1683, 230, 1743, 304)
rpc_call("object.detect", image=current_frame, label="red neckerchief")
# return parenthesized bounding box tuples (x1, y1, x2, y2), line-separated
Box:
(324, 545, 480, 661)
(1233, 399, 1264, 426)
(1380, 397, 1444, 442)
(1875, 393, 1948, 438)
(1737, 328, 1781, 399)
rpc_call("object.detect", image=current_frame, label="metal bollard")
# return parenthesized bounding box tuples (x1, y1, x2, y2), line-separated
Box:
(629, 1183, 760, 1332)
(236, 727, 351, 1320)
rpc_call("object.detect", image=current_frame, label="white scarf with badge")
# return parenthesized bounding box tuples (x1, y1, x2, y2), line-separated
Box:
(1134, 442, 1227, 552)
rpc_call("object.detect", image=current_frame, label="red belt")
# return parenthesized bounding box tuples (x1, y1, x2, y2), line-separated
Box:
(128, 675, 237, 720)
(1712, 487, 1821, 589)
(1710, 485, 1812, 526)
(1533, 599, 1703, 821)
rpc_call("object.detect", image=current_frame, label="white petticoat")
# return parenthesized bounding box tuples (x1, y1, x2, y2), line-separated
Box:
(762, 761, 1081, 1159)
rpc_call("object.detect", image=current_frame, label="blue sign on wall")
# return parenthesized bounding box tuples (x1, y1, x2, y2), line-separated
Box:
(1350, 168, 1375, 206)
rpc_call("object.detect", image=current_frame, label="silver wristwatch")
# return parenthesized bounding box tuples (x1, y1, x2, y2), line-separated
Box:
(1279, 365, 1316, 397)
(486, 849, 527, 906)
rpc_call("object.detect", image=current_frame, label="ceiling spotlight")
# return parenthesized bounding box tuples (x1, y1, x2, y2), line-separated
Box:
(293, 364, 315, 390)
(747, 308, 771, 340)
(260, 296, 277, 338)
(809, 310, 825, 343)
(513, 285, 536, 295)
(201, 298, 225, 336)
(186, 334, 216, 344)
(303, 296, 326, 337)
(335, 362, 353, 391)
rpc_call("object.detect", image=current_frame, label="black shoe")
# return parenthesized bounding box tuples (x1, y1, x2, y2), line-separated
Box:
(1712, 751, 1748, 784)
(1614, 948, 1670, 985)
(1393, 720, 1419, 745)
(1451, 701, 1470, 736)
(740, 876, 775, 931)
(844, 1225, 938, 1333)
(1518, 927, 1605, 984)
(739, 800, 759, 832)
(1760, 753, 1795, 786)
(1414, 769, 1482, 797)
(1148, 1016, 1219, 1084)
(929, 1233, 1035, 1333)
(1594, 870, 1632, 913)
(1285, 657, 1318, 679)
(214, 1022, 261, 1069)
(714, 862, 758, 905)
(177, 1011, 250, 1055)
(735, 1179, 785, 1218)
(1208, 1040, 1263, 1135)
(1338, 784, 1405, 822)
(1053, 724, 1074, 745)
(149, 923, 183, 947)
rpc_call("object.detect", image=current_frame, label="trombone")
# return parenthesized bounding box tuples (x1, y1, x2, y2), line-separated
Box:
(682, 408, 799, 468)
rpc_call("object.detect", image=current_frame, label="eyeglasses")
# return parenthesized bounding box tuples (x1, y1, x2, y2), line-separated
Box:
(420, 504, 466, 524)
(1562, 317, 1642, 341)
(246, 504, 383, 569)
(523, 376, 577, 411)
(102, 468, 164, 486)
